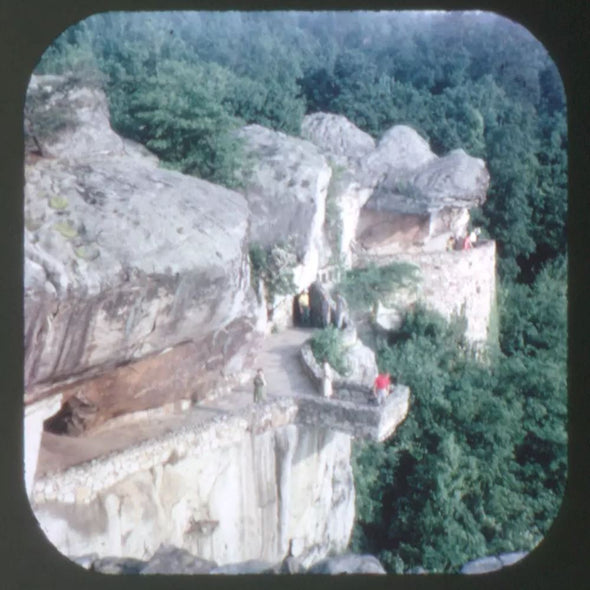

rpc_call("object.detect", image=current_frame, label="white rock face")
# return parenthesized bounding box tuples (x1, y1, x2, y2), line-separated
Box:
(23, 393, 62, 498)
(32, 414, 354, 568)
(301, 113, 376, 265)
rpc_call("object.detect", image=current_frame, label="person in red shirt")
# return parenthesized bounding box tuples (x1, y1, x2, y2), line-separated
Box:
(373, 372, 391, 405)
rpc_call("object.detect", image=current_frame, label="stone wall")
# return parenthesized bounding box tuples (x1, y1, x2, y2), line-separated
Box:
(371, 241, 497, 347)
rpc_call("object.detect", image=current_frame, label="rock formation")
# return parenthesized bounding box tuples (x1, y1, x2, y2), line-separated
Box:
(25, 75, 263, 432)
(24, 76, 495, 573)
(301, 114, 489, 259)
(32, 401, 356, 568)
(238, 124, 332, 290)
(301, 112, 494, 348)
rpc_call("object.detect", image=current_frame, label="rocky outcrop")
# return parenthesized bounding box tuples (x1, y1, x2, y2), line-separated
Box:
(32, 400, 355, 568)
(238, 124, 332, 289)
(301, 113, 490, 257)
(301, 112, 375, 169)
(24, 78, 492, 574)
(301, 113, 375, 265)
(460, 551, 528, 574)
(308, 553, 386, 574)
(300, 113, 494, 346)
(24, 75, 262, 429)
(360, 146, 489, 252)
(364, 124, 437, 181)
(75, 545, 386, 575)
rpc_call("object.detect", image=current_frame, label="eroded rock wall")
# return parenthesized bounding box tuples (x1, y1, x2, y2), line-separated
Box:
(24, 76, 263, 427)
(238, 124, 332, 290)
(32, 403, 354, 567)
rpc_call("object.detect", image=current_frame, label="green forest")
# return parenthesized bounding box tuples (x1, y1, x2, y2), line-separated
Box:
(34, 10, 567, 573)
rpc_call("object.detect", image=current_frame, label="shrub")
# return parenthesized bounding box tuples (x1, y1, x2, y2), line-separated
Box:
(338, 262, 420, 311)
(310, 326, 350, 376)
(249, 242, 297, 303)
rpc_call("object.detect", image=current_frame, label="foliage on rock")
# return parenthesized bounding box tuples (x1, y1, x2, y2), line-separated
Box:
(338, 263, 420, 311)
(310, 326, 350, 376)
(249, 242, 297, 304)
(25, 77, 79, 146)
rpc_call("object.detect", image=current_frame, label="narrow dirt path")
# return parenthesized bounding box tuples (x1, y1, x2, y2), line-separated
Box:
(36, 327, 319, 476)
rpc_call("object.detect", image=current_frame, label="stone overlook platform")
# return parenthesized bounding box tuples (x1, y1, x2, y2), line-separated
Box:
(32, 328, 409, 505)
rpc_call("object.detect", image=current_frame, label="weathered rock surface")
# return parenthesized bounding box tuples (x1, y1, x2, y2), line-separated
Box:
(364, 124, 437, 181)
(366, 148, 489, 215)
(76, 545, 386, 575)
(358, 144, 489, 252)
(139, 544, 217, 575)
(301, 113, 374, 265)
(238, 124, 332, 289)
(301, 113, 489, 256)
(460, 551, 527, 574)
(24, 75, 262, 429)
(369, 241, 497, 347)
(32, 401, 355, 568)
(90, 556, 147, 575)
(308, 553, 386, 574)
(301, 112, 375, 168)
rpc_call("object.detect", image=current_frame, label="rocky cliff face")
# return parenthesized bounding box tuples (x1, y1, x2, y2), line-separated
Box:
(32, 402, 354, 568)
(24, 76, 494, 572)
(301, 112, 494, 348)
(25, 75, 263, 432)
(302, 113, 489, 256)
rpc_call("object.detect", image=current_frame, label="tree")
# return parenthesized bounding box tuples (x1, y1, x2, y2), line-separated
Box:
(351, 302, 565, 572)
(108, 59, 245, 187)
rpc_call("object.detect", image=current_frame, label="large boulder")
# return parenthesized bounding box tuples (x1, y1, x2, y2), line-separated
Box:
(301, 113, 375, 265)
(367, 148, 490, 215)
(238, 124, 332, 289)
(308, 553, 386, 574)
(364, 124, 436, 181)
(24, 75, 262, 430)
(25, 74, 155, 163)
(301, 112, 375, 168)
(358, 128, 490, 252)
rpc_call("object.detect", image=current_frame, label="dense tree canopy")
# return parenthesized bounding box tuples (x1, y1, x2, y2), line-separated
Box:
(35, 10, 567, 573)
